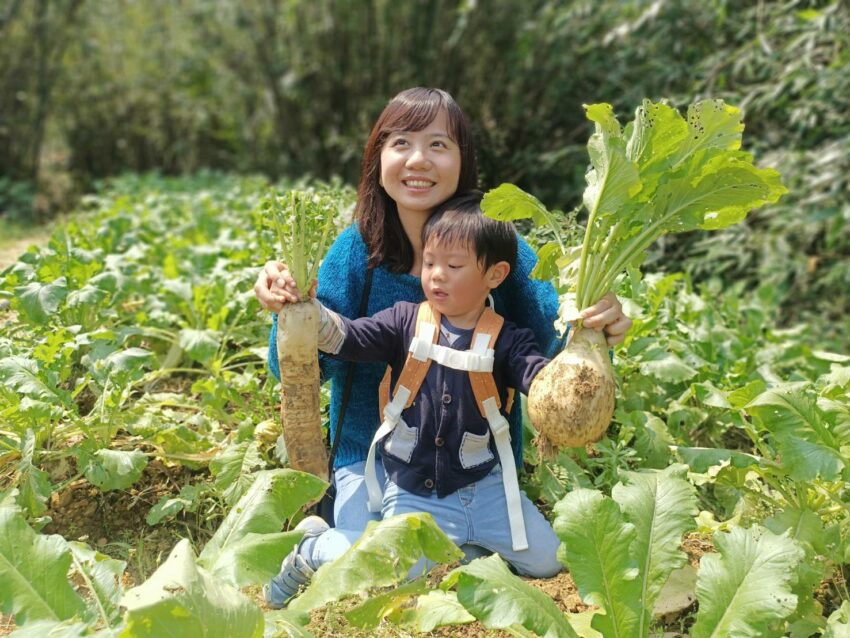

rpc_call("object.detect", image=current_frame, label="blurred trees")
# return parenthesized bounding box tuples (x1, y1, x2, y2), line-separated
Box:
(0, 0, 847, 336)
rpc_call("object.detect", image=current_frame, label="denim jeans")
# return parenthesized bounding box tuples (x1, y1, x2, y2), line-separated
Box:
(382, 465, 560, 578)
(310, 463, 560, 578)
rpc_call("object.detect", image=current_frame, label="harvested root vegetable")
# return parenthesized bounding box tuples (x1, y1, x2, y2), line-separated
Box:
(264, 189, 340, 480)
(527, 327, 614, 454)
(276, 299, 327, 479)
(485, 99, 787, 451)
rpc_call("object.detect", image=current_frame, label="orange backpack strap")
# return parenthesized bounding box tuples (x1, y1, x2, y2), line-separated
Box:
(468, 307, 505, 417)
(381, 302, 441, 411)
(378, 366, 392, 417)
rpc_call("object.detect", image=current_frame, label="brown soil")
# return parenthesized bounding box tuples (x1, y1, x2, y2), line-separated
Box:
(0, 231, 50, 270)
(42, 458, 205, 585)
(682, 534, 715, 568)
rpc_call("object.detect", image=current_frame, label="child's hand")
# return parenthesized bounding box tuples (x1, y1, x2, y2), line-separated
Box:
(580, 292, 632, 346)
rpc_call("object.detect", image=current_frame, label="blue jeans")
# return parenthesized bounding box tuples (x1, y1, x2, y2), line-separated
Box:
(332, 459, 385, 531)
(311, 463, 560, 578)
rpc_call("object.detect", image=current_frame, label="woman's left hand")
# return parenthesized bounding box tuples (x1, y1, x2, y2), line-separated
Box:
(580, 292, 633, 346)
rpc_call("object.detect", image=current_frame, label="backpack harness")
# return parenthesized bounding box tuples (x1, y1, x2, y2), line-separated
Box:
(364, 301, 528, 551)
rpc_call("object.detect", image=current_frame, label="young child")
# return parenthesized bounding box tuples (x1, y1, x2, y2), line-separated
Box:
(266, 192, 561, 607)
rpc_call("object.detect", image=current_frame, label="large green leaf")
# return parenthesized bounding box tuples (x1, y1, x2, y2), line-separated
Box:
(691, 525, 804, 638)
(669, 99, 744, 170)
(638, 351, 698, 383)
(10, 620, 118, 638)
(199, 468, 326, 582)
(209, 531, 302, 588)
(288, 512, 463, 613)
(482, 183, 553, 226)
(655, 157, 787, 234)
(673, 446, 761, 473)
(765, 509, 829, 638)
(443, 555, 579, 638)
(209, 440, 265, 505)
(16, 429, 51, 518)
(179, 328, 222, 364)
(553, 488, 641, 638)
(15, 278, 68, 325)
(385, 589, 476, 633)
(68, 541, 126, 627)
(0, 356, 69, 405)
(582, 103, 642, 219)
(0, 506, 87, 624)
(263, 609, 314, 638)
(746, 386, 846, 481)
(611, 465, 697, 636)
(625, 100, 689, 191)
(345, 579, 432, 629)
(81, 449, 148, 492)
(120, 538, 263, 638)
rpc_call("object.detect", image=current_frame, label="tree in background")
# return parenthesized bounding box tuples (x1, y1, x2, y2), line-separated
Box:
(0, 0, 84, 219)
(0, 0, 847, 343)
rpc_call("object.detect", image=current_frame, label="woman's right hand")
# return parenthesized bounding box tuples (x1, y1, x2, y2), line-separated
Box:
(253, 261, 301, 312)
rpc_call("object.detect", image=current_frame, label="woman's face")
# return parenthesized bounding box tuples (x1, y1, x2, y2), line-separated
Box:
(379, 110, 461, 221)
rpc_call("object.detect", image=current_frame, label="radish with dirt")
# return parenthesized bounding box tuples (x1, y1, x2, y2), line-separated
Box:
(264, 189, 339, 479)
(484, 99, 787, 452)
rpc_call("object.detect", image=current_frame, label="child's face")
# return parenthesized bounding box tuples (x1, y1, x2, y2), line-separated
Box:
(421, 239, 509, 327)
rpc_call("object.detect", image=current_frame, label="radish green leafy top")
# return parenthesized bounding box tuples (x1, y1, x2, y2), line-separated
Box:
(261, 189, 342, 296)
(483, 99, 787, 317)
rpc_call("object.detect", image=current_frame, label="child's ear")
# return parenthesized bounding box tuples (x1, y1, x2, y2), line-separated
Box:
(486, 261, 511, 289)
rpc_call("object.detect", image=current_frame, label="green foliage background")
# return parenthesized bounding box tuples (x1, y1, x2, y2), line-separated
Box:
(1, 0, 847, 343)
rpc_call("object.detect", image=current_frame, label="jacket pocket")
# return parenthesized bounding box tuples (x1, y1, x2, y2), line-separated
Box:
(383, 418, 419, 463)
(459, 431, 494, 469)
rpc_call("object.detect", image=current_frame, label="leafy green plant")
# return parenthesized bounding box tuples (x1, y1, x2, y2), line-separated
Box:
(0, 469, 325, 637)
(553, 464, 697, 637)
(289, 512, 463, 614)
(484, 98, 787, 318)
(261, 189, 343, 296)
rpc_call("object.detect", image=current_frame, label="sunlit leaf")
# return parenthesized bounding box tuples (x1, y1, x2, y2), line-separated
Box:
(199, 469, 326, 585)
(553, 489, 641, 637)
(289, 513, 462, 613)
(612, 465, 697, 633)
(443, 555, 579, 638)
(120, 539, 263, 638)
(0, 506, 87, 625)
(691, 525, 803, 638)
(81, 449, 148, 492)
(15, 278, 68, 325)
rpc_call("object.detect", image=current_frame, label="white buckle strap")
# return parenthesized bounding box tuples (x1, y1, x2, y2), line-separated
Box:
(365, 385, 411, 512)
(471, 333, 492, 354)
(410, 323, 437, 361)
(483, 397, 528, 551)
(408, 338, 494, 372)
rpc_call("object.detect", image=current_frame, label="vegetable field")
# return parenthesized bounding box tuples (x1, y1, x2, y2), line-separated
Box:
(0, 169, 848, 637)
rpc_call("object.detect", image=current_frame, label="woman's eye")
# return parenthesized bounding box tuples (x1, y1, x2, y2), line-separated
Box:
(431, 140, 447, 148)
(391, 138, 408, 147)
(449, 264, 461, 269)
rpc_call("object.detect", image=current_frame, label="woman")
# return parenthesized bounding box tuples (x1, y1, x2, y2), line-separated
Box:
(254, 87, 632, 533)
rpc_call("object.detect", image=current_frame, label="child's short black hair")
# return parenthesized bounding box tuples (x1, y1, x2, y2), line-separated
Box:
(422, 191, 517, 271)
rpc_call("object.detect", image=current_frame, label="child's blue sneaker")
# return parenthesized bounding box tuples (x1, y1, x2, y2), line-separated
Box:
(264, 515, 329, 608)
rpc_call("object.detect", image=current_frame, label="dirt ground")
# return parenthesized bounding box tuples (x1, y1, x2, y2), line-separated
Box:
(0, 231, 50, 270)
